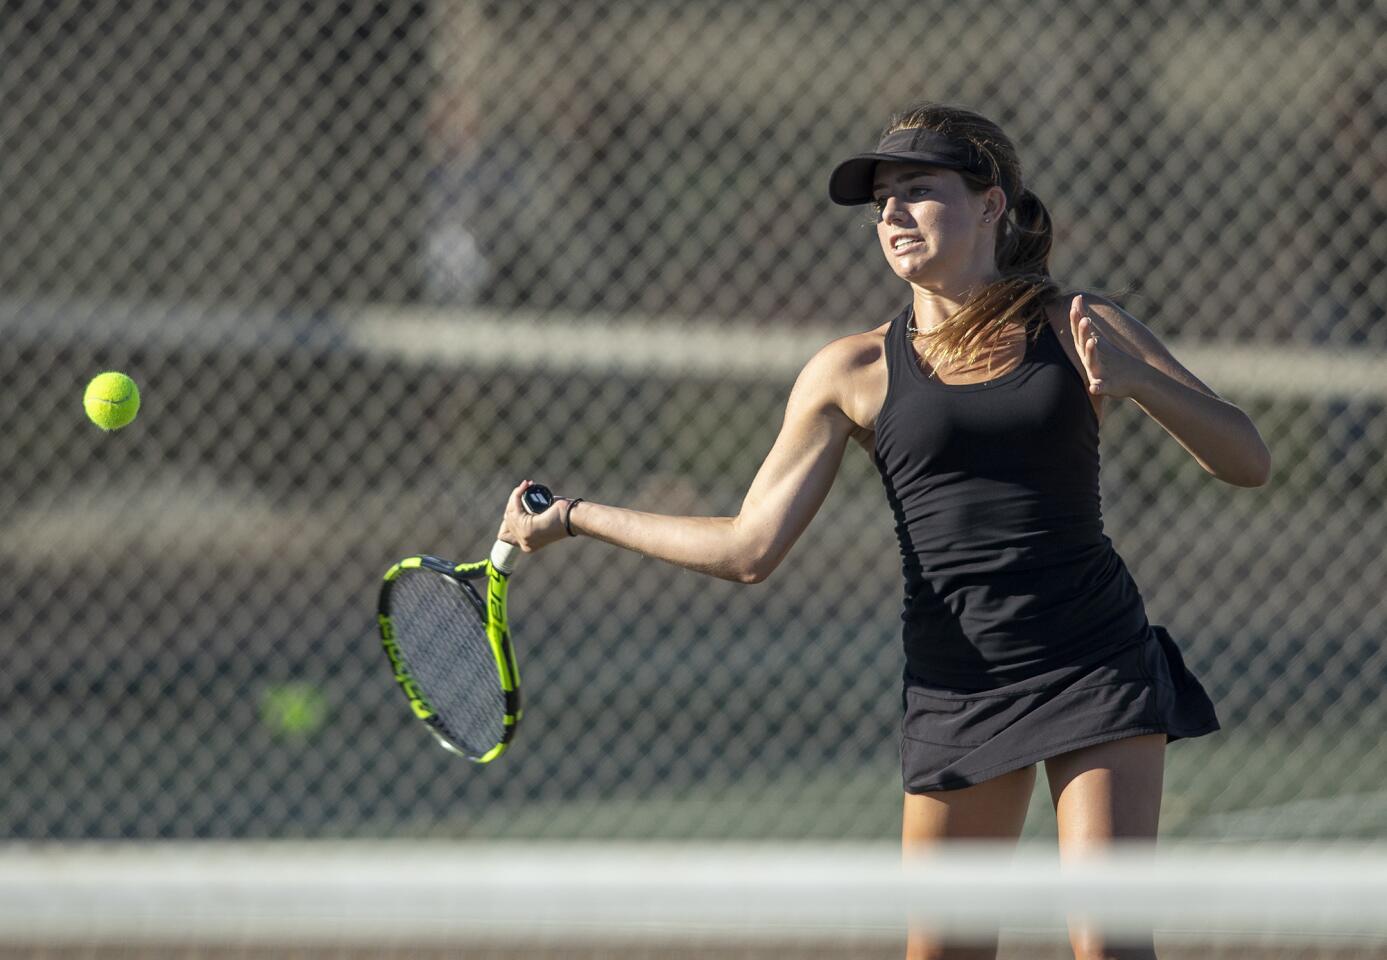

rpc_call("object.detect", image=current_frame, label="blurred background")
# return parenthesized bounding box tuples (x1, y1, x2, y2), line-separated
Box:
(1, 0, 1384, 860)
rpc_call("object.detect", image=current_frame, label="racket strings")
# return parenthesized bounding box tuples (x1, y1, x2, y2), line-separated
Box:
(388, 570, 506, 756)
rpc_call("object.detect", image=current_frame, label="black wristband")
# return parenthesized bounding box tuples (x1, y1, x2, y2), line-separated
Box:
(564, 498, 585, 537)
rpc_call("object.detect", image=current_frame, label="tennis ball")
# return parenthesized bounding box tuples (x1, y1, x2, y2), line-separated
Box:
(83, 371, 140, 431)
(260, 684, 328, 738)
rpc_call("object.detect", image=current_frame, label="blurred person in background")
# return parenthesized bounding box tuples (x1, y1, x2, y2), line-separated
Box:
(1303, 65, 1384, 492)
(1301, 63, 1385, 350)
(502, 101, 1270, 960)
(422, 83, 492, 304)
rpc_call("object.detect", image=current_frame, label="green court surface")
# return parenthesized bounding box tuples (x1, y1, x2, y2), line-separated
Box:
(397, 726, 1387, 843)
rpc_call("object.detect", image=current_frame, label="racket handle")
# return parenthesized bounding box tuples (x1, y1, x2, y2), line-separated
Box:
(490, 538, 522, 574)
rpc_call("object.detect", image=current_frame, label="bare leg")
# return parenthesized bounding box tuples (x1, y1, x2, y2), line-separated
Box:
(1046, 733, 1166, 960)
(902, 765, 1036, 960)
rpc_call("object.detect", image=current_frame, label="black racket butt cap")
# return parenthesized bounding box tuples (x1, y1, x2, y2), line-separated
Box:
(522, 483, 554, 514)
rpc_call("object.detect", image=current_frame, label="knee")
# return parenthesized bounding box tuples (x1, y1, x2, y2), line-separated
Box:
(1070, 938, 1157, 960)
(905, 934, 998, 960)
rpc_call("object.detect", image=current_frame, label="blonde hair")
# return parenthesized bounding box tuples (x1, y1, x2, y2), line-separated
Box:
(883, 103, 1062, 369)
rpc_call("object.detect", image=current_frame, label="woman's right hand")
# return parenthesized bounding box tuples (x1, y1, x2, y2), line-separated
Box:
(498, 479, 568, 553)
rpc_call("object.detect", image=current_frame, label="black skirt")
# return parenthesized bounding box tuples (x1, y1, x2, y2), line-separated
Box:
(900, 625, 1220, 794)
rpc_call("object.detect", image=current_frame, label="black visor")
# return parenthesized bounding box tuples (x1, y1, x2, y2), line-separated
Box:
(828, 128, 999, 206)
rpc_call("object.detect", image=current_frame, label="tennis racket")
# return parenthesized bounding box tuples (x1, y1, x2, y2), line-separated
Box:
(377, 483, 554, 762)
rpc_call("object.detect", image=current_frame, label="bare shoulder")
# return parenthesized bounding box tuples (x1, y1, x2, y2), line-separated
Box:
(806, 323, 888, 374)
(1042, 292, 1108, 423)
(795, 323, 890, 440)
(1042, 291, 1089, 370)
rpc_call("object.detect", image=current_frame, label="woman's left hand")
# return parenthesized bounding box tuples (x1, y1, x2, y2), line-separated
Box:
(1069, 294, 1151, 400)
(497, 479, 568, 554)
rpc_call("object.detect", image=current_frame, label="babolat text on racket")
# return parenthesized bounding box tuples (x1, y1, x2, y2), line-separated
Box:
(377, 483, 554, 762)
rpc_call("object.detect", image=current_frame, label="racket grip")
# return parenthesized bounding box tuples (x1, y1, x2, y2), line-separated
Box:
(490, 539, 522, 574)
(493, 481, 553, 574)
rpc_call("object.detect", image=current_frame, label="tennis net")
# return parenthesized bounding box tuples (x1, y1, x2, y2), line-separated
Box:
(2, 842, 1386, 959)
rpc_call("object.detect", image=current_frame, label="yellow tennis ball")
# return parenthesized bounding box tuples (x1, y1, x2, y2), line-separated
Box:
(83, 371, 140, 431)
(260, 684, 328, 738)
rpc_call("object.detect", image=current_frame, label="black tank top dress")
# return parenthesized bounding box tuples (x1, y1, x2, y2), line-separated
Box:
(874, 305, 1219, 793)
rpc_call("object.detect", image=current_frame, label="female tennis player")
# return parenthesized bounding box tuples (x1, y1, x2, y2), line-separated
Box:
(501, 101, 1269, 960)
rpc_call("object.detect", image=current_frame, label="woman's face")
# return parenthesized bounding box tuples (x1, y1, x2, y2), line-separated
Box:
(871, 161, 996, 285)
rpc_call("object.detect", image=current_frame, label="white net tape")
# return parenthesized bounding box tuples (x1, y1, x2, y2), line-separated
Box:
(3, 843, 1387, 947)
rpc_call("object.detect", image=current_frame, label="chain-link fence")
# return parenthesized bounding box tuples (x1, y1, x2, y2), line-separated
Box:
(1, 0, 1384, 841)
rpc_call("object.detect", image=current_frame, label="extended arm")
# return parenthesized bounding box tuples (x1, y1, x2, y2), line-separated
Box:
(500, 339, 863, 583)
